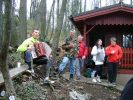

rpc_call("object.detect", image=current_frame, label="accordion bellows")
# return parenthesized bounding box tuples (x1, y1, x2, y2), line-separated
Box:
(34, 42, 46, 58)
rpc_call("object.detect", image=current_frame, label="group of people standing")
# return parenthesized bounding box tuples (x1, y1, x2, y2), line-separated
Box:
(91, 37, 123, 86)
(17, 29, 123, 86)
(58, 29, 123, 87)
(58, 29, 88, 80)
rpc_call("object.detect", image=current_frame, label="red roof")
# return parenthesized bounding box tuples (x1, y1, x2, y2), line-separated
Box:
(73, 3, 133, 21)
(69, 3, 133, 33)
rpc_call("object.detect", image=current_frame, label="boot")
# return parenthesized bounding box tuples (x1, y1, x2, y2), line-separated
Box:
(70, 74, 74, 80)
(26, 62, 32, 70)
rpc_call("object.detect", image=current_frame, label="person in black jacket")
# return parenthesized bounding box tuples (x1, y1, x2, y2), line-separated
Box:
(120, 77, 133, 100)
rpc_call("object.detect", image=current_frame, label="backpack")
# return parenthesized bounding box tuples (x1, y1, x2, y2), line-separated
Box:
(87, 55, 95, 67)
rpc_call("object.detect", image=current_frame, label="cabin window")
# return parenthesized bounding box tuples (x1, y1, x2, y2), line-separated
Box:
(123, 34, 133, 48)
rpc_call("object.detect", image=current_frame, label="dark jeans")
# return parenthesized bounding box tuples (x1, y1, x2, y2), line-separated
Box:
(95, 65, 103, 77)
(24, 50, 32, 70)
(24, 50, 51, 77)
(108, 62, 118, 83)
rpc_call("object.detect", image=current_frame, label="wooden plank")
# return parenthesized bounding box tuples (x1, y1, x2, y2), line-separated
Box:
(0, 65, 28, 85)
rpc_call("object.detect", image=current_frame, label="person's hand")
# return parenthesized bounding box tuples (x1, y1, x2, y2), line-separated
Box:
(49, 54, 52, 58)
(27, 45, 34, 51)
(82, 56, 86, 59)
(111, 50, 115, 54)
(97, 50, 102, 55)
(69, 43, 74, 48)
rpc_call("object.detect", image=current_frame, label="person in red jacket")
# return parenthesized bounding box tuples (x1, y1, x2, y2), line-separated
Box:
(75, 35, 88, 80)
(105, 37, 123, 86)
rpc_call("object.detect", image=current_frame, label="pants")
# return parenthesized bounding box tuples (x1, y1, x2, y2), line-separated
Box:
(43, 58, 52, 77)
(69, 57, 75, 75)
(95, 65, 103, 77)
(58, 56, 69, 72)
(24, 50, 51, 77)
(108, 62, 118, 83)
(75, 58, 84, 77)
(58, 56, 75, 75)
(24, 50, 32, 70)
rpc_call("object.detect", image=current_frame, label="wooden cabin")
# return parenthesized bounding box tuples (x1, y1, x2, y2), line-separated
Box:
(70, 2, 133, 74)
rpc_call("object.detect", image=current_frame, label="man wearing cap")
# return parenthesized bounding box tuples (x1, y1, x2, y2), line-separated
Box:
(17, 29, 54, 83)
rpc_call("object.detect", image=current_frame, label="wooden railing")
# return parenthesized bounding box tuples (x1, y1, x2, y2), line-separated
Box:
(89, 47, 133, 69)
(120, 48, 133, 69)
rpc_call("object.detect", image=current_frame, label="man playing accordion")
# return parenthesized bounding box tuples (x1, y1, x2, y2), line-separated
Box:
(17, 29, 54, 84)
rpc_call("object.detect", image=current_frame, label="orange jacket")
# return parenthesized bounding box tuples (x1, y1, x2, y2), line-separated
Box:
(105, 44, 123, 63)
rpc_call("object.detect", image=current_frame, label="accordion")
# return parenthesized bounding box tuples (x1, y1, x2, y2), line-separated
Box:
(34, 42, 46, 58)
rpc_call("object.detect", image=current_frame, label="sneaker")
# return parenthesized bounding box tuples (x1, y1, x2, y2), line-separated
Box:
(58, 71, 63, 78)
(108, 83, 116, 87)
(44, 77, 55, 84)
(77, 76, 80, 80)
(97, 76, 101, 83)
(92, 78, 97, 83)
(112, 82, 117, 86)
(26, 69, 32, 73)
(31, 69, 34, 73)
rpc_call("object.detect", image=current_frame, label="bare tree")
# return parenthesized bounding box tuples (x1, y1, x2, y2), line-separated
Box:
(10, 0, 18, 47)
(46, 0, 55, 37)
(52, 0, 68, 54)
(99, 0, 101, 7)
(19, 0, 27, 43)
(56, 0, 60, 22)
(40, 0, 47, 41)
(0, 0, 16, 98)
(49, 3, 55, 42)
(0, 0, 2, 49)
(79, 0, 82, 13)
(131, 0, 132, 5)
(30, 0, 38, 18)
(84, 0, 86, 11)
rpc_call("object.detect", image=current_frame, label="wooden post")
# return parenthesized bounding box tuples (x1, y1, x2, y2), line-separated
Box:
(83, 23, 87, 45)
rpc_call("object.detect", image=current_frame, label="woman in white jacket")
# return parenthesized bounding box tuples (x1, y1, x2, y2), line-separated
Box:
(91, 39, 105, 82)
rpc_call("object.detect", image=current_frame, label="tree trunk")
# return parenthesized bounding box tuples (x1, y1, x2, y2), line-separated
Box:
(0, 0, 15, 98)
(46, 0, 55, 38)
(0, 0, 2, 49)
(84, 0, 86, 11)
(131, 0, 132, 5)
(99, 0, 101, 7)
(52, 0, 68, 56)
(56, 0, 60, 22)
(19, 0, 27, 43)
(10, 0, 17, 47)
(40, 0, 47, 41)
(49, 5, 55, 42)
(79, 0, 82, 13)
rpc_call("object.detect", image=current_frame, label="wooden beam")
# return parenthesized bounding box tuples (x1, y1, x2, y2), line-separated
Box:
(83, 23, 87, 44)
(86, 25, 95, 34)
(0, 65, 28, 85)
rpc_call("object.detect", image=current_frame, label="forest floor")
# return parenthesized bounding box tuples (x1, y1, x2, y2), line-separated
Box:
(13, 66, 121, 100)
(0, 65, 122, 100)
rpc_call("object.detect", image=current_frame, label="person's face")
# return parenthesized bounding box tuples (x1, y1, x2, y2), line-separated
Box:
(78, 36, 83, 42)
(32, 31, 39, 39)
(98, 39, 102, 46)
(111, 40, 116, 46)
(70, 31, 75, 38)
